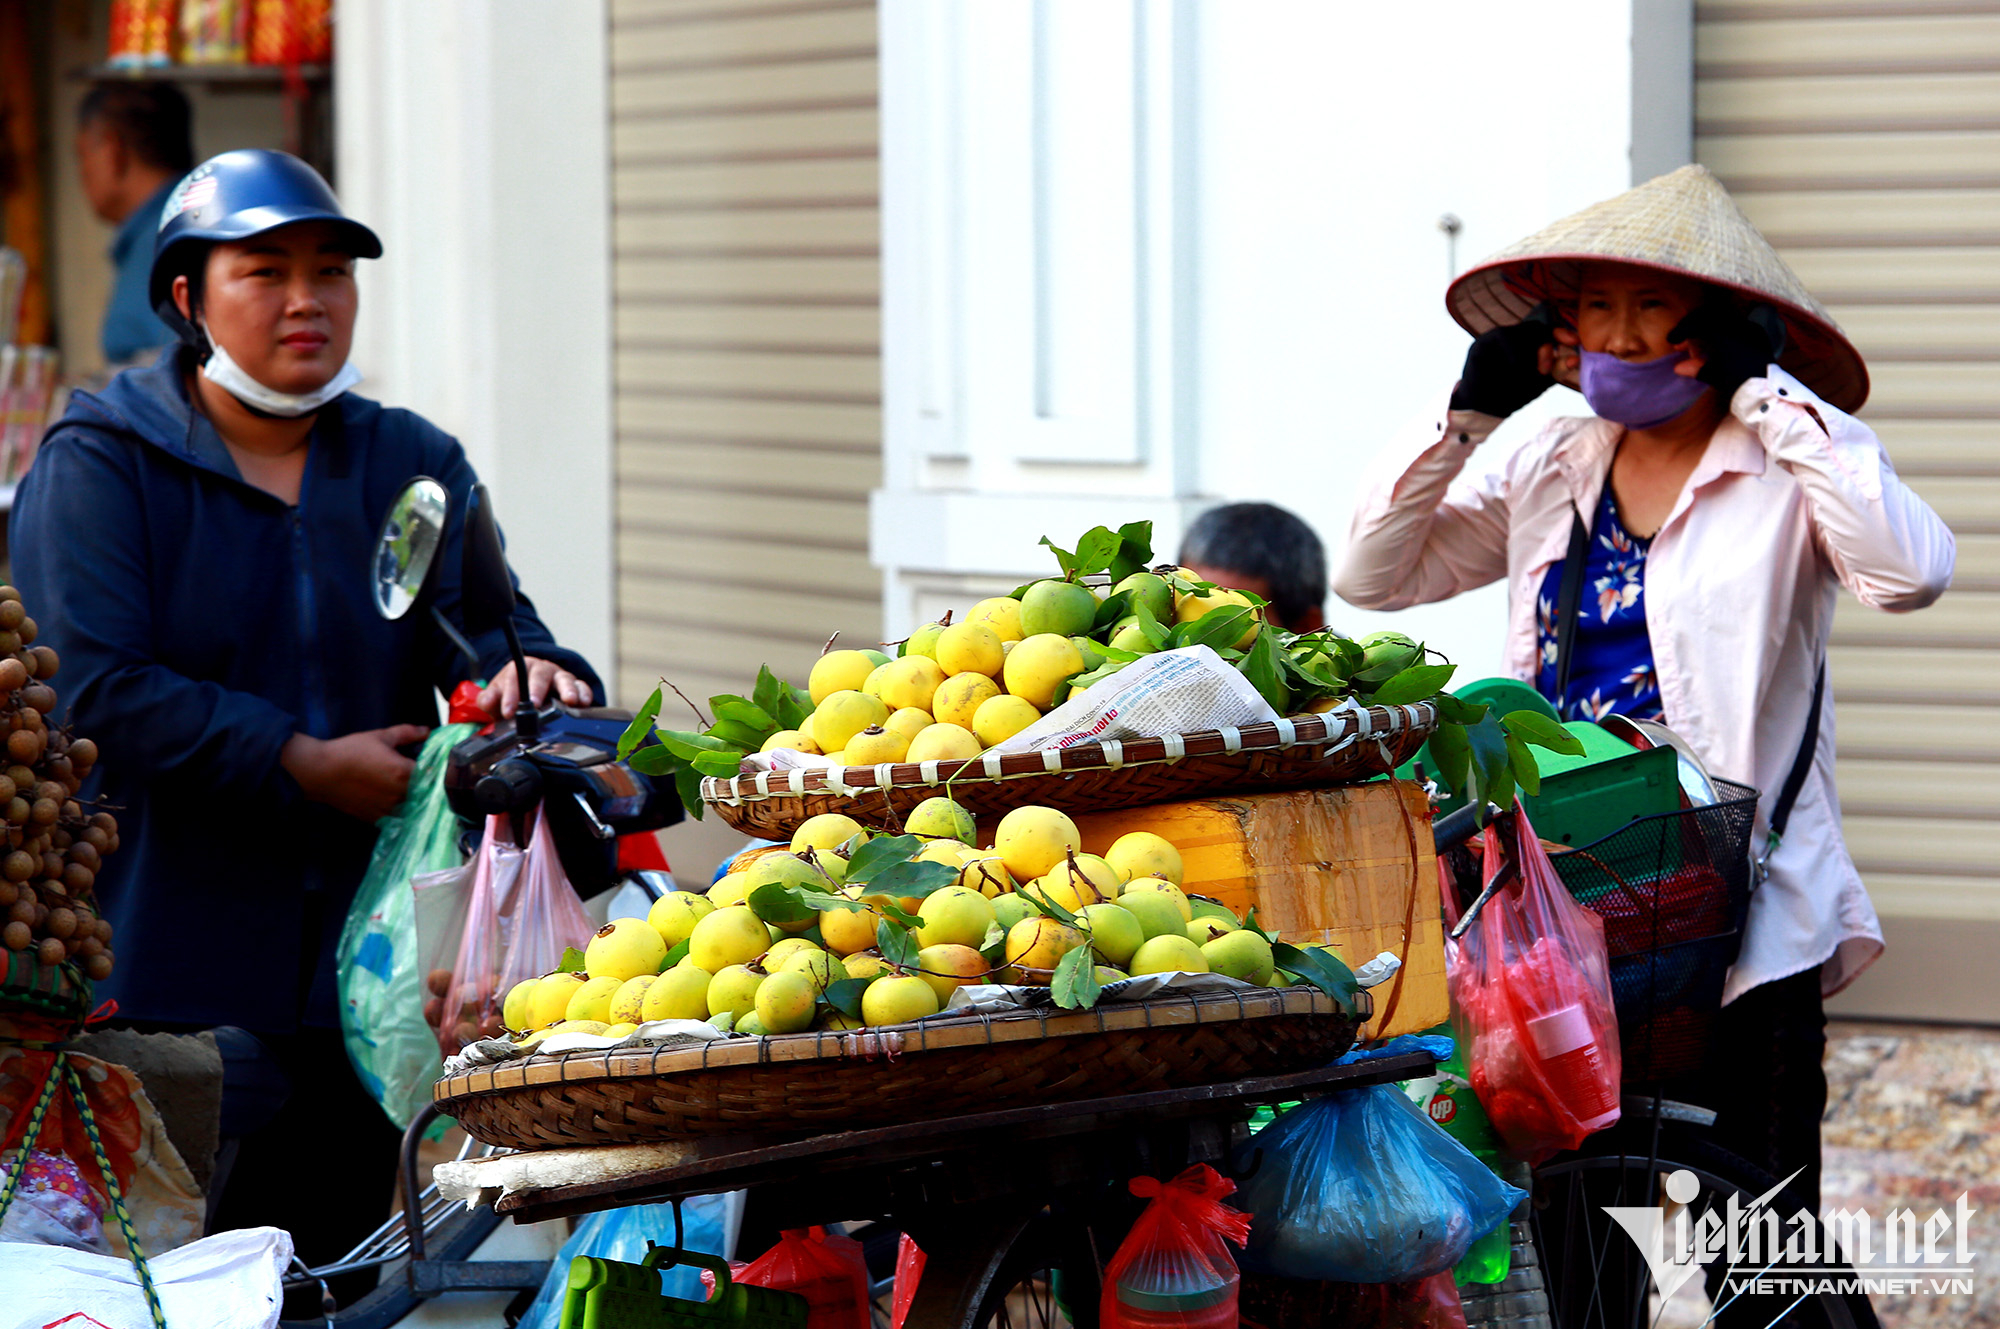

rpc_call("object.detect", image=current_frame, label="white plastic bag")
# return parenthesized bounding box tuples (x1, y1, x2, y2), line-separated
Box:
(0, 1226, 292, 1329)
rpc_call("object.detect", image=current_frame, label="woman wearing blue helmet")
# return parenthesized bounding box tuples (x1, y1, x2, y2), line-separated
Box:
(12, 150, 600, 1280)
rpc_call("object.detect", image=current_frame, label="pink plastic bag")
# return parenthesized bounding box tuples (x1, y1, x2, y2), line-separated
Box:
(1450, 805, 1621, 1162)
(728, 1227, 871, 1329)
(434, 811, 595, 1053)
(1102, 1165, 1253, 1328)
(889, 1232, 925, 1329)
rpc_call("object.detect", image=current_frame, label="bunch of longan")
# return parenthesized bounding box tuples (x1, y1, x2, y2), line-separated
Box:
(0, 586, 119, 981)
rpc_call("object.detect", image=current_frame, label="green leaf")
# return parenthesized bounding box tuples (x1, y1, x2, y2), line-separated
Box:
(1427, 721, 1471, 797)
(1433, 693, 1490, 726)
(774, 685, 812, 731)
(751, 666, 785, 721)
(1039, 535, 1080, 579)
(659, 938, 690, 972)
(747, 882, 818, 928)
(1352, 641, 1424, 685)
(863, 858, 959, 902)
(1175, 606, 1255, 652)
(844, 834, 922, 884)
(1505, 731, 1542, 797)
(1369, 662, 1458, 707)
(558, 947, 587, 974)
(823, 977, 868, 1021)
(1270, 942, 1360, 1011)
(1243, 907, 1280, 944)
(617, 687, 662, 759)
(1465, 712, 1513, 815)
(673, 765, 706, 820)
(877, 918, 920, 968)
(1236, 630, 1290, 714)
(658, 728, 732, 762)
(1051, 945, 1102, 1009)
(1023, 888, 1078, 927)
(629, 744, 682, 777)
(1091, 589, 1133, 632)
(706, 719, 767, 751)
(1071, 527, 1122, 577)
(714, 699, 776, 734)
(691, 750, 747, 778)
(1064, 657, 1129, 695)
(1109, 521, 1154, 580)
(1501, 709, 1585, 755)
(1131, 597, 1172, 649)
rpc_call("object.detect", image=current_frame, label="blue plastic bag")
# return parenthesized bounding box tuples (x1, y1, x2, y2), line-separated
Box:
(515, 1193, 732, 1329)
(1233, 1083, 1525, 1283)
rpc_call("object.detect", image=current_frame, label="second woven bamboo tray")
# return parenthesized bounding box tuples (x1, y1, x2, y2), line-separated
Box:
(434, 986, 1370, 1150)
(700, 702, 1437, 839)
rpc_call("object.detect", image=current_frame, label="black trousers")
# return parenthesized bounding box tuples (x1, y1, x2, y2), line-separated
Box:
(1692, 967, 1829, 1213)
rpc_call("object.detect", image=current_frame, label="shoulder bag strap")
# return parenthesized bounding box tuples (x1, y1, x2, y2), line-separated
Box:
(1552, 506, 1591, 702)
(1759, 660, 1826, 880)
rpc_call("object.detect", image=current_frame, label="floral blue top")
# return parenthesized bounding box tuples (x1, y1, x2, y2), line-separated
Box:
(1534, 485, 1664, 722)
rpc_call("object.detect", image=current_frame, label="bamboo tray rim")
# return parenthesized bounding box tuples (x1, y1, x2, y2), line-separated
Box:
(434, 986, 1369, 1102)
(700, 701, 1437, 808)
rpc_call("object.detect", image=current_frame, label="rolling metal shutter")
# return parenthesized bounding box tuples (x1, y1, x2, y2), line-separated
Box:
(1696, 2, 2000, 1008)
(607, 0, 882, 729)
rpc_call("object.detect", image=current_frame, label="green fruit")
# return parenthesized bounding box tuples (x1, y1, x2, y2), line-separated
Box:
(860, 648, 894, 668)
(1117, 889, 1190, 942)
(1019, 579, 1098, 638)
(640, 963, 712, 1022)
(782, 948, 840, 994)
(1093, 965, 1130, 985)
(914, 886, 997, 949)
(1130, 934, 1210, 976)
(992, 892, 1038, 932)
(1114, 572, 1173, 623)
(904, 622, 948, 659)
(1201, 929, 1276, 984)
(736, 1013, 769, 1037)
(1072, 637, 1108, 672)
(906, 796, 976, 844)
(1188, 898, 1238, 927)
(1188, 916, 1233, 945)
(1078, 902, 1143, 967)
(705, 964, 765, 1020)
(756, 970, 818, 1034)
(1108, 620, 1158, 655)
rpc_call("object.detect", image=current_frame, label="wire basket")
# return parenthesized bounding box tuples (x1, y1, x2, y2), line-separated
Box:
(1548, 779, 1758, 1083)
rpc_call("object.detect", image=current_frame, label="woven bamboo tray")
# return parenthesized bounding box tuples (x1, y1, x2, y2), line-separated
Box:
(700, 702, 1437, 839)
(434, 986, 1370, 1150)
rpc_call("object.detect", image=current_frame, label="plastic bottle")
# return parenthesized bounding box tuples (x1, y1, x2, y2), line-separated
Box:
(1402, 1023, 1514, 1286)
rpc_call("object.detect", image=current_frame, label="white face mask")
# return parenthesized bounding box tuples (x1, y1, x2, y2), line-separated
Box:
(200, 339, 362, 417)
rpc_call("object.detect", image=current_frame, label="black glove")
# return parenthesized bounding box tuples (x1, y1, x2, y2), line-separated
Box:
(1450, 304, 1558, 417)
(1668, 302, 1787, 402)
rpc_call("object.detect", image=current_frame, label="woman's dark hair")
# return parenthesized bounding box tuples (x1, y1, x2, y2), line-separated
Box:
(1178, 502, 1328, 630)
(77, 81, 195, 176)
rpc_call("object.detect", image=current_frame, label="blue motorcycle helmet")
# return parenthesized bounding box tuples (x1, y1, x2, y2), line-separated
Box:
(150, 148, 381, 356)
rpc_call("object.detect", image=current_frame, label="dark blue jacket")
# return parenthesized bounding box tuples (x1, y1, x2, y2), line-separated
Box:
(12, 349, 600, 1033)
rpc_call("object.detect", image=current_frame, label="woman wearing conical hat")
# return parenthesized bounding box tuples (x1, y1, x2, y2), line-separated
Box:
(1336, 166, 1953, 1213)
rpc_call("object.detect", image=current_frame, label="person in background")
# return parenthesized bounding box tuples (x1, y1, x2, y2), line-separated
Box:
(74, 80, 192, 365)
(1177, 501, 1329, 632)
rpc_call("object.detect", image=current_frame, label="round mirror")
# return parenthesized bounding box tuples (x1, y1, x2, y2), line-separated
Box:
(373, 477, 450, 620)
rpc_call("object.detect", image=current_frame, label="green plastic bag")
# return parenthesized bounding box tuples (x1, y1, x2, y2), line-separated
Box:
(337, 722, 476, 1126)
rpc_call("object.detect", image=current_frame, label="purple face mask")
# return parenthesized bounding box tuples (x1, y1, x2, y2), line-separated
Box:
(1579, 350, 1711, 429)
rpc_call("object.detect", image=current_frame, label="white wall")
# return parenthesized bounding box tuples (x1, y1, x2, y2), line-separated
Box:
(878, 0, 1652, 683)
(335, 1, 616, 688)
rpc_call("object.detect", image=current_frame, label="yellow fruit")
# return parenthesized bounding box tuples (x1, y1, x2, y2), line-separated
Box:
(791, 813, 868, 854)
(648, 891, 717, 950)
(914, 885, 997, 949)
(1120, 877, 1193, 923)
(1002, 634, 1085, 710)
(809, 650, 878, 705)
(761, 729, 820, 755)
(972, 694, 1042, 746)
(1004, 916, 1087, 977)
(966, 596, 1026, 643)
(877, 655, 948, 713)
(915, 944, 988, 1006)
(1130, 934, 1210, 976)
(781, 948, 840, 994)
(708, 874, 752, 909)
(501, 977, 540, 1032)
(904, 620, 949, 659)
(915, 838, 965, 867)
(756, 970, 818, 1034)
(820, 890, 885, 956)
(862, 975, 942, 1027)
(1105, 832, 1183, 886)
(1037, 853, 1123, 906)
(603, 1022, 639, 1039)
(763, 937, 823, 969)
(798, 713, 819, 745)
(994, 805, 1083, 881)
(844, 725, 911, 765)
(1174, 586, 1261, 649)
(549, 1019, 611, 1038)
(585, 917, 669, 981)
(525, 971, 589, 1029)
(861, 664, 893, 698)
(705, 964, 765, 1020)
(609, 975, 655, 1024)
(844, 952, 894, 981)
(688, 906, 771, 973)
(564, 974, 624, 1024)
(814, 692, 890, 754)
(935, 621, 1005, 678)
(884, 707, 934, 741)
(640, 963, 713, 1022)
(907, 723, 983, 763)
(816, 1010, 863, 1031)
(822, 750, 847, 766)
(957, 850, 1017, 898)
(932, 672, 1002, 730)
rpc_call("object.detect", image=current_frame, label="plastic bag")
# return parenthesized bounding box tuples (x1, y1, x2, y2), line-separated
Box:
(1241, 1270, 1467, 1329)
(1101, 1164, 1252, 1329)
(513, 1193, 730, 1329)
(727, 1227, 871, 1329)
(1450, 808, 1621, 1161)
(435, 809, 595, 1054)
(337, 721, 476, 1125)
(1233, 1084, 1525, 1284)
(890, 1232, 925, 1329)
(0, 1226, 291, 1329)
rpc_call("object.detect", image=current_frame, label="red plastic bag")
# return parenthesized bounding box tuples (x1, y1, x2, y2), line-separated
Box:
(1449, 806, 1621, 1162)
(889, 1232, 925, 1329)
(1102, 1165, 1253, 1328)
(732, 1227, 871, 1329)
(434, 810, 595, 1053)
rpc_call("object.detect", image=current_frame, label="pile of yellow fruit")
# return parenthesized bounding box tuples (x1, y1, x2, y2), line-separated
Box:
(764, 573, 1260, 766)
(497, 795, 1335, 1049)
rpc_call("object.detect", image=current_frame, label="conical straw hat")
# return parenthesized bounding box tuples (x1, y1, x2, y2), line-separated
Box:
(1445, 164, 1868, 412)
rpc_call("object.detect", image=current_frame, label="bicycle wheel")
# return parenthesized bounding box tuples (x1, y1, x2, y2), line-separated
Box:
(1532, 1118, 1876, 1329)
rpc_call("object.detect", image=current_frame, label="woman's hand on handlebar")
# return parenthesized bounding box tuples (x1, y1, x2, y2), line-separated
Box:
(477, 657, 592, 720)
(281, 725, 431, 822)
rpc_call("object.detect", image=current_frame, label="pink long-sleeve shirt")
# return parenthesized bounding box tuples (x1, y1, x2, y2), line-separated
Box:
(1336, 367, 1956, 1002)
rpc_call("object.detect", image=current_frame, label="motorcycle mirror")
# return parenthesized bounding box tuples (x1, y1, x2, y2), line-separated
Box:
(371, 477, 450, 621)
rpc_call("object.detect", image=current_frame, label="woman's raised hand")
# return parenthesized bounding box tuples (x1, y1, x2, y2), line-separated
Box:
(1452, 303, 1560, 417)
